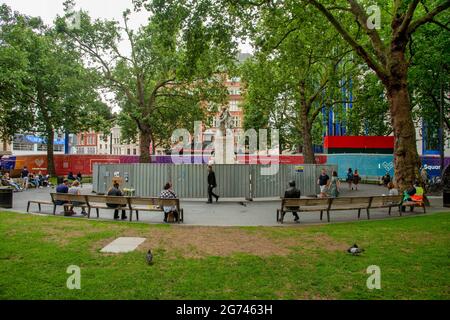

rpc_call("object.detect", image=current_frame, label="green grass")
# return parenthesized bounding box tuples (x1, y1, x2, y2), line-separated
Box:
(0, 211, 449, 300)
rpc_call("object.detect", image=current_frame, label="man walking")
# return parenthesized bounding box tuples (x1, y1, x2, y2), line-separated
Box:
(21, 166, 29, 190)
(207, 165, 219, 203)
(317, 169, 330, 198)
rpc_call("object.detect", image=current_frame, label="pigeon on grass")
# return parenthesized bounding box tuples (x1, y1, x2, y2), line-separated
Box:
(146, 249, 153, 265)
(347, 244, 365, 256)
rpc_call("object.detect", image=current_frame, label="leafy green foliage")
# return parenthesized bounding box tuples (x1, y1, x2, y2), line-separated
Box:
(58, 0, 236, 160)
(0, 5, 112, 172)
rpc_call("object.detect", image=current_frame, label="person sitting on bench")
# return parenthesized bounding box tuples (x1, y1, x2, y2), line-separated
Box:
(56, 179, 74, 215)
(410, 182, 424, 202)
(159, 182, 179, 223)
(401, 181, 421, 212)
(284, 180, 301, 222)
(107, 182, 127, 220)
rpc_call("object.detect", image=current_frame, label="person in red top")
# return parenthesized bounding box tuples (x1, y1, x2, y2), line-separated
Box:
(353, 169, 361, 190)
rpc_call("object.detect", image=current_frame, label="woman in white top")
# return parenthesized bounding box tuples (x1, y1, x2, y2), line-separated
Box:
(68, 180, 87, 215)
(387, 182, 399, 196)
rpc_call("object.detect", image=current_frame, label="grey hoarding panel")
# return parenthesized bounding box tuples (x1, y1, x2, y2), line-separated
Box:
(92, 163, 335, 199)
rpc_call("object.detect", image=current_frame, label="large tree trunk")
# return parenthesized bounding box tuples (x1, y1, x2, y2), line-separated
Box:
(387, 86, 420, 190)
(300, 102, 315, 164)
(139, 127, 152, 163)
(385, 46, 421, 191)
(302, 122, 315, 164)
(46, 129, 56, 176)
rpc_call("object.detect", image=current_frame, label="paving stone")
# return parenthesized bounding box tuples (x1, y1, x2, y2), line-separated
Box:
(100, 237, 146, 253)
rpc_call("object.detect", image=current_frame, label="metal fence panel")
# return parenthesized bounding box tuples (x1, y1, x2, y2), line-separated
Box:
(171, 164, 206, 198)
(251, 165, 283, 198)
(92, 163, 334, 199)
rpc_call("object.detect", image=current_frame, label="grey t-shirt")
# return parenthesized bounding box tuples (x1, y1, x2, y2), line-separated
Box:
(68, 186, 81, 195)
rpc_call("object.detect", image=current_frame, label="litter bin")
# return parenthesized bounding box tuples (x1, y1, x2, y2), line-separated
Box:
(443, 165, 450, 207)
(444, 190, 450, 207)
(0, 187, 13, 208)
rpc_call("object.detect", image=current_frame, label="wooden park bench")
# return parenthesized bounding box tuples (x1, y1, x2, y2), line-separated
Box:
(277, 198, 329, 223)
(401, 196, 427, 214)
(369, 195, 403, 216)
(27, 193, 185, 223)
(128, 197, 184, 223)
(84, 195, 131, 219)
(329, 196, 373, 221)
(277, 195, 415, 223)
(27, 193, 88, 215)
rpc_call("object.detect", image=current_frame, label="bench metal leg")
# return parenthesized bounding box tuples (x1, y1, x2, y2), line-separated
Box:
(38, 203, 41, 212)
(366, 209, 370, 220)
(87, 207, 91, 219)
(388, 206, 392, 216)
(326, 210, 330, 222)
(129, 210, 133, 221)
(178, 209, 183, 223)
(423, 204, 426, 214)
(27, 202, 30, 213)
(358, 209, 361, 219)
(53, 205, 57, 215)
(280, 211, 285, 224)
(320, 211, 323, 221)
(96, 208, 99, 218)
(276, 209, 279, 222)
(136, 210, 139, 221)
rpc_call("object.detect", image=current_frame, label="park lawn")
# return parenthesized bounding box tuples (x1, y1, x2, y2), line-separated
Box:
(0, 211, 448, 300)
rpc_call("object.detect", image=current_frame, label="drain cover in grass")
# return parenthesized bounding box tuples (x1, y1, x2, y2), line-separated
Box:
(100, 237, 146, 253)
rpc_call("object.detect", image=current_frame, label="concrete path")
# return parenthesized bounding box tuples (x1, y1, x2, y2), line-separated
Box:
(4, 183, 449, 226)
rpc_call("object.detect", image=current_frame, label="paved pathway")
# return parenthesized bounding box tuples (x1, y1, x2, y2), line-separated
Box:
(4, 183, 449, 226)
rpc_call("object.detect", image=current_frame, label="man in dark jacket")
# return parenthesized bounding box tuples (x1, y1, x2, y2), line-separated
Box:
(107, 182, 127, 220)
(207, 165, 219, 203)
(284, 180, 301, 222)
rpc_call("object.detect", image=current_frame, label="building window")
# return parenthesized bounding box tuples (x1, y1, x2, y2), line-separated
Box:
(233, 116, 241, 128)
(133, 149, 137, 155)
(13, 142, 33, 151)
(228, 88, 241, 95)
(37, 144, 47, 151)
(54, 145, 63, 152)
(127, 149, 131, 155)
(229, 100, 240, 111)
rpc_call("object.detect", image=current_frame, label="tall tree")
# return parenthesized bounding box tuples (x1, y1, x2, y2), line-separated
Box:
(0, 5, 111, 175)
(231, 0, 449, 188)
(239, 4, 354, 163)
(59, 0, 236, 162)
(304, 0, 449, 188)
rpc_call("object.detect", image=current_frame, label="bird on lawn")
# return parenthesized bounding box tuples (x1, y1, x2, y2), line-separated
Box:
(239, 201, 247, 207)
(347, 244, 365, 256)
(146, 249, 153, 265)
